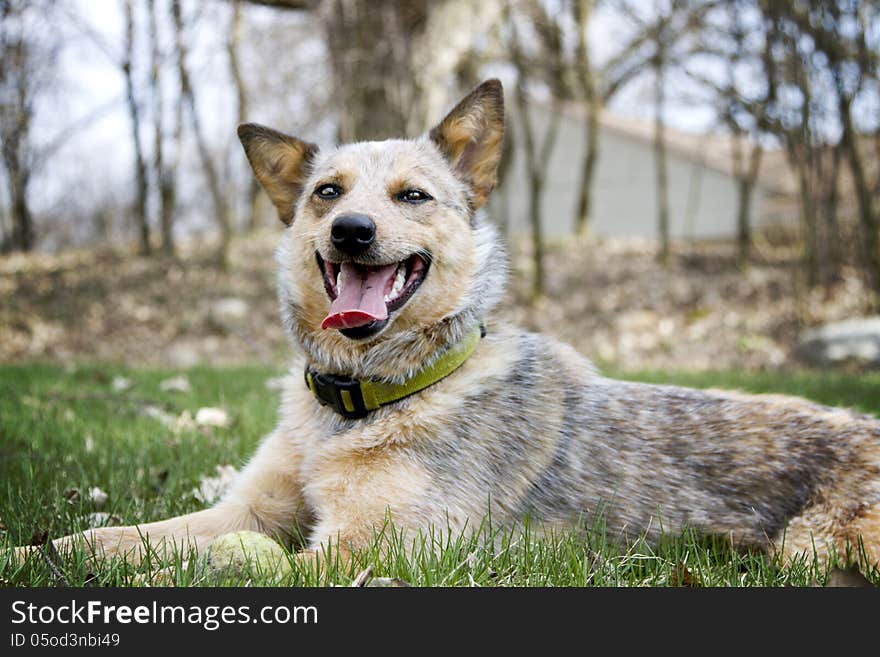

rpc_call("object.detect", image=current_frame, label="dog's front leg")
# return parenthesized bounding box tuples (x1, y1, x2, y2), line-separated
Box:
(13, 499, 263, 567)
(14, 428, 310, 567)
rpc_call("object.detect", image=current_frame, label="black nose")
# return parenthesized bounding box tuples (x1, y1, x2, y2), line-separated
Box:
(331, 214, 376, 256)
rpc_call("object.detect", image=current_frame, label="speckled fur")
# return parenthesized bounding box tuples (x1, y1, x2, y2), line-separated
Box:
(27, 80, 880, 571)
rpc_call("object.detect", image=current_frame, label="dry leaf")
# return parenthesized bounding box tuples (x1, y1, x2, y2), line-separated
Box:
(193, 465, 239, 505)
(195, 407, 231, 428)
(87, 486, 108, 509)
(669, 563, 702, 587)
(112, 376, 132, 392)
(159, 375, 191, 393)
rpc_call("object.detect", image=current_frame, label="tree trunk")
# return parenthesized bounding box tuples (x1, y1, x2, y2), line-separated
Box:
(818, 143, 842, 284)
(528, 170, 545, 299)
(735, 142, 762, 269)
(123, 0, 151, 255)
(147, 0, 175, 256)
(572, 0, 598, 237)
(3, 153, 33, 251)
(653, 59, 670, 266)
(0, 9, 38, 252)
(735, 178, 753, 268)
(227, 0, 261, 232)
(320, 0, 430, 142)
(838, 91, 880, 299)
(575, 100, 599, 237)
(172, 0, 231, 266)
(513, 72, 561, 301)
(795, 157, 819, 287)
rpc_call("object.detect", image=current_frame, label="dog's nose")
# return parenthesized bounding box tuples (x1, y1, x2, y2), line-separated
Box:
(331, 214, 376, 256)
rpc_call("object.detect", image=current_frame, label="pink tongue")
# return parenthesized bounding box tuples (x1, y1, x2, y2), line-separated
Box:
(321, 262, 398, 330)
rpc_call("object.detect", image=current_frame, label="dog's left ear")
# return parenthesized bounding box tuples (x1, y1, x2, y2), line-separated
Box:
(237, 123, 318, 225)
(429, 79, 504, 210)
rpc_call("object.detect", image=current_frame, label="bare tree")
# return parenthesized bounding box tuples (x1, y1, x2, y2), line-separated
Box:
(506, 0, 568, 299)
(172, 0, 232, 265)
(572, 1, 673, 238)
(147, 0, 178, 255)
(572, 0, 599, 237)
(758, 0, 879, 299)
(122, 0, 151, 254)
(652, 22, 671, 266)
(690, 0, 769, 268)
(0, 0, 58, 253)
(227, 0, 260, 231)
(606, 0, 714, 265)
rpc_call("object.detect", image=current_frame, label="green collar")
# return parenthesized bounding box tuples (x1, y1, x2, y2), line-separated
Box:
(305, 325, 484, 419)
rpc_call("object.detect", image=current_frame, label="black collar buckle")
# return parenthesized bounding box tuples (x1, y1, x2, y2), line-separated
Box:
(305, 369, 369, 419)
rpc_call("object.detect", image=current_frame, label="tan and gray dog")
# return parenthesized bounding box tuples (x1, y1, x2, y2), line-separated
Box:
(21, 79, 880, 572)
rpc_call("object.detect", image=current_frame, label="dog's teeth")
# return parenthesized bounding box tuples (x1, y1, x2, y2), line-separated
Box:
(383, 263, 408, 305)
(336, 267, 345, 291)
(391, 265, 406, 297)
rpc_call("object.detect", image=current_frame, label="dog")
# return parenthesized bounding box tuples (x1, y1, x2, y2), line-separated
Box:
(16, 79, 880, 575)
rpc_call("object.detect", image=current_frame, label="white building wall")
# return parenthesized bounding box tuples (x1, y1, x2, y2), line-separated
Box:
(490, 105, 764, 240)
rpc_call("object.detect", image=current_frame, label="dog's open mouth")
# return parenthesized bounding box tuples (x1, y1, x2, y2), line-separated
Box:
(315, 252, 430, 338)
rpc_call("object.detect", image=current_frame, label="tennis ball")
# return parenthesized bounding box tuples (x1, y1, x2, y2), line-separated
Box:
(207, 530, 291, 578)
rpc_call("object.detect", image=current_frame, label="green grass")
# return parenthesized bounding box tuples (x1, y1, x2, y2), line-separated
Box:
(1, 363, 879, 587)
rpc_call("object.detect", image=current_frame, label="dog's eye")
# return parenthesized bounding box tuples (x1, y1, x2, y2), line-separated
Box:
(397, 189, 433, 204)
(314, 183, 342, 200)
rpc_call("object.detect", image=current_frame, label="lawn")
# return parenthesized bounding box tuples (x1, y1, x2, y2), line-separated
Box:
(2, 363, 879, 587)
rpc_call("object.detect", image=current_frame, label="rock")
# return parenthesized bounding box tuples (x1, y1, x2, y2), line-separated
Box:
(210, 297, 250, 328)
(206, 531, 291, 578)
(166, 343, 201, 368)
(796, 317, 880, 367)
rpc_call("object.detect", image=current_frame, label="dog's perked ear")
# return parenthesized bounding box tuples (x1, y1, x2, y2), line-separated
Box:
(429, 79, 505, 210)
(237, 123, 318, 225)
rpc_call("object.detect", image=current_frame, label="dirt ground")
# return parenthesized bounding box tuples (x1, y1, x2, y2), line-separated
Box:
(0, 229, 871, 372)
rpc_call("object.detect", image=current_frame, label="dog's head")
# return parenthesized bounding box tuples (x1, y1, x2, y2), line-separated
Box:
(238, 79, 506, 380)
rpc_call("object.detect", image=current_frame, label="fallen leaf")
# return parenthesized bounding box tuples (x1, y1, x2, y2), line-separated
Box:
(171, 410, 196, 433)
(112, 376, 132, 392)
(351, 567, 373, 587)
(159, 375, 191, 393)
(192, 464, 239, 505)
(669, 563, 702, 587)
(142, 404, 176, 427)
(195, 407, 231, 428)
(29, 528, 48, 546)
(87, 486, 108, 509)
(84, 512, 122, 528)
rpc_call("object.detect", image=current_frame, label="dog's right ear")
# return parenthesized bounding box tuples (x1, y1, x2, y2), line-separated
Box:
(237, 123, 318, 225)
